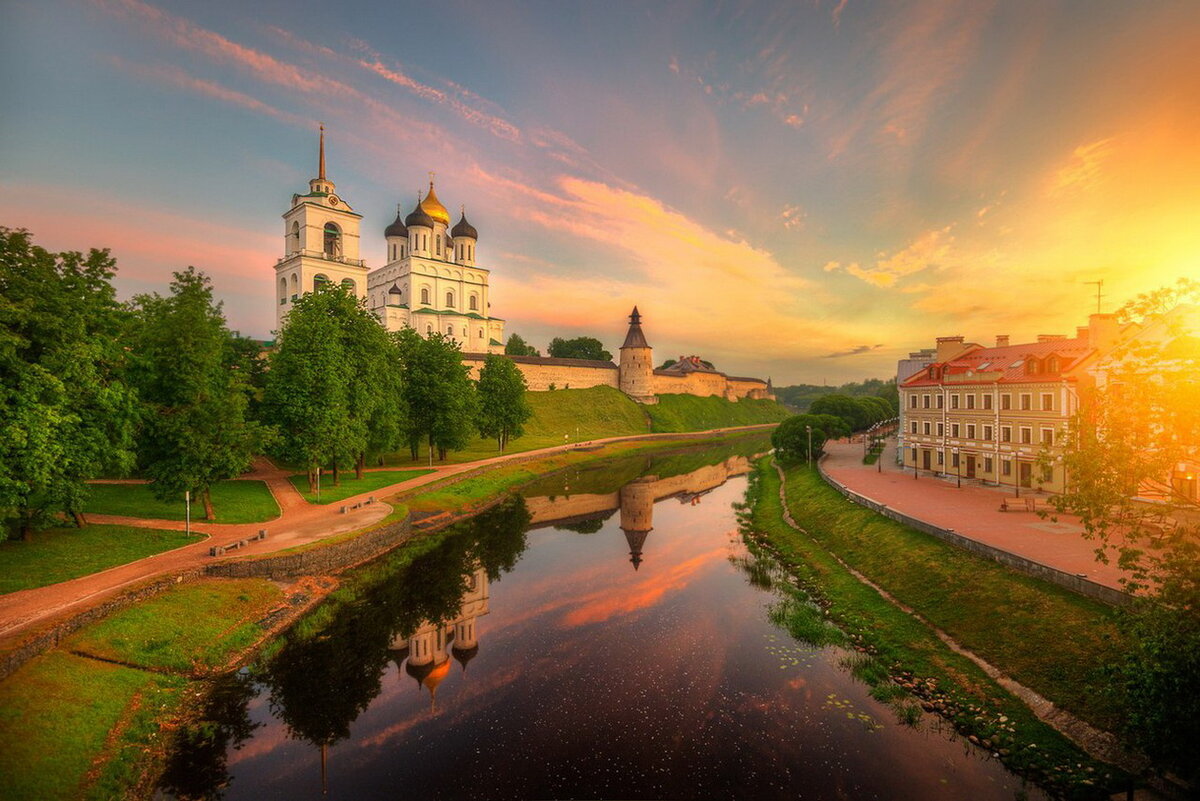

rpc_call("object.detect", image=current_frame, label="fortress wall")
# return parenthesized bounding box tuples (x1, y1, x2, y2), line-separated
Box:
(727, 378, 770, 400)
(462, 356, 619, 391)
(652, 371, 728, 398)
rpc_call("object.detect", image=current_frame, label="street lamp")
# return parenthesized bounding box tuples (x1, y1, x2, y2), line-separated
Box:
(806, 425, 812, 465)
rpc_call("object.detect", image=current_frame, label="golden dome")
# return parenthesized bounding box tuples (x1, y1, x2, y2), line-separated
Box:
(420, 180, 451, 226)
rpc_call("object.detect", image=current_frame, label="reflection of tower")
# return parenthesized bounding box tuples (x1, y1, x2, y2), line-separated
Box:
(619, 476, 657, 570)
(452, 567, 489, 671)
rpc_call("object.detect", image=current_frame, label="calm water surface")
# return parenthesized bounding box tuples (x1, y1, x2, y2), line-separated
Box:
(158, 443, 1045, 800)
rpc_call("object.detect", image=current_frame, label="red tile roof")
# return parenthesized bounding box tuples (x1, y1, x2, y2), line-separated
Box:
(902, 337, 1095, 387)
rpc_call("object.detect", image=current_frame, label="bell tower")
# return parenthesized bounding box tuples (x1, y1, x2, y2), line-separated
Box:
(274, 125, 368, 332)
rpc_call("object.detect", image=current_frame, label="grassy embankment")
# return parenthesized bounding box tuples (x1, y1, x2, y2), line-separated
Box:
(0, 525, 203, 595)
(83, 479, 280, 524)
(287, 468, 436, 504)
(746, 457, 1128, 797)
(0, 578, 285, 801)
(378, 385, 787, 465)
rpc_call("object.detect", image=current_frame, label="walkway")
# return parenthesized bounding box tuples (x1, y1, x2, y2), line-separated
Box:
(0, 425, 774, 645)
(820, 439, 1132, 591)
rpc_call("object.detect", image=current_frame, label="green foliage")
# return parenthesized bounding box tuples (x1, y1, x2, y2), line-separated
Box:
(504, 332, 539, 356)
(400, 329, 478, 461)
(771, 414, 840, 461)
(774, 377, 898, 414)
(547, 335, 613, 362)
(807, 392, 892, 432)
(644, 394, 789, 433)
(83, 479, 279, 523)
(127, 267, 269, 519)
(0, 228, 139, 539)
(475, 354, 533, 450)
(0, 524, 200, 594)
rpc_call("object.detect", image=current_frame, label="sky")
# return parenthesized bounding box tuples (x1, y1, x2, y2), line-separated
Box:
(1, 0, 1198, 385)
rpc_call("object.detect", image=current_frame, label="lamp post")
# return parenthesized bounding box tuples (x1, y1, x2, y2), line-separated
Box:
(184, 490, 190, 537)
(806, 425, 812, 465)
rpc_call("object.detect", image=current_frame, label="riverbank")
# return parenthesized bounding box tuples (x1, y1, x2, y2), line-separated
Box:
(0, 430, 772, 801)
(743, 456, 1156, 798)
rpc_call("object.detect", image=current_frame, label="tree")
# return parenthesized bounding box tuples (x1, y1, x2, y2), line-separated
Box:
(809, 393, 870, 431)
(772, 414, 839, 462)
(547, 336, 612, 362)
(0, 228, 138, 539)
(264, 287, 354, 492)
(128, 268, 268, 519)
(475, 355, 532, 451)
(504, 332, 539, 357)
(402, 331, 477, 462)
(1047, 295, 1200, 780)
(338, 296, 405, 480)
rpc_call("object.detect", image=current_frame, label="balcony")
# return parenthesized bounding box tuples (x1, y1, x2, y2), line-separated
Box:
(277, 249, 365, 267)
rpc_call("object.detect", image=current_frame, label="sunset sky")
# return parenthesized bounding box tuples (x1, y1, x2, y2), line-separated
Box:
(2, 0, 1198, 384)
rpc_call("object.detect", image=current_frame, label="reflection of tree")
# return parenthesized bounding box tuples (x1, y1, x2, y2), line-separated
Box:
(554, 516, 607, 534)
(158, 672, 259, 800)
(259, 497, 533, 751)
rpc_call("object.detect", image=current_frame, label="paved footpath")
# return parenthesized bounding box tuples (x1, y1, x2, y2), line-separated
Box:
(820, 439, 1132, 591)
(0, 425, 774, 644)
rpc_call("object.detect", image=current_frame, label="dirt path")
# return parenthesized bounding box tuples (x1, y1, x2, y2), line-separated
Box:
(0, 425, 774, 646)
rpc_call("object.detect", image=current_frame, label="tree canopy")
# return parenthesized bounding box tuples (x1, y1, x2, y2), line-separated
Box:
(475, 355, 532, 451)
(0, 228, 139, 539)
(771, 414, 842, 462)
(401, 330, 477, 462)
(504, 332, 539, 357)
(547, 336, 612, 362)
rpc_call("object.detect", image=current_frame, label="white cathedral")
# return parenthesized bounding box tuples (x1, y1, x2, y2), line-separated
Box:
(274, 128, 505, 353)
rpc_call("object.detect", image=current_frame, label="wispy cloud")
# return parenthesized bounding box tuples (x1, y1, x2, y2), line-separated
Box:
(822, 343, 883, 358)
(1047, 137, 1116, 197)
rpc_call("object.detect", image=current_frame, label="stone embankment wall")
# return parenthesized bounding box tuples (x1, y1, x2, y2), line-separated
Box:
(816, 456, 1131, 607)
(207, 514, 414, 581)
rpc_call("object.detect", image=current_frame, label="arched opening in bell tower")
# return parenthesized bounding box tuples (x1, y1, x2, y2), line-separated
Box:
(323, 222, 342, 258)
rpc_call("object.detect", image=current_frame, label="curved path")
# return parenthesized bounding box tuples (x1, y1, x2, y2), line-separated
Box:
(820, 438, 1132, 590)
(0, 425, 774, 644)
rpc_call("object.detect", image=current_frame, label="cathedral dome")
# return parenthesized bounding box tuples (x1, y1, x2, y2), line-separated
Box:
(420, 181, 451, 226)
(388, 282, 403, 298)
(405, 198, 435, 229)
(384, 211, 408, 239)
(451, 212, 478, 240)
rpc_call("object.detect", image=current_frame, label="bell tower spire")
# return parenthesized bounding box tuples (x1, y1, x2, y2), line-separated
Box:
(318, 123, 326, 180)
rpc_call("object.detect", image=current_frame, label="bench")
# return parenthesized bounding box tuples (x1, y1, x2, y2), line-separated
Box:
(998, 498, 1039, 513)
(209, 529, 267, 557)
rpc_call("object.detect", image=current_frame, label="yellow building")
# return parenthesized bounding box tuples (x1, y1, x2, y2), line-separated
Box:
(899, 314, 1124, 493)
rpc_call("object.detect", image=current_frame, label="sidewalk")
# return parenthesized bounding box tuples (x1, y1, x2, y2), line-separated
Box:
(0, 425, 775, 644)
(820, 439, 1131, 591)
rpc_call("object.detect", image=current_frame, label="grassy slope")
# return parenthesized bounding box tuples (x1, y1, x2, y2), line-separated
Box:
(779, 460, 1124, 729)
(0, 578, 282, 800)
(84, 480, 280, 524)
(749, 458, 1120, 796)
(0, 525, 203, 595)
(646, 394, 789, 433)
(288, 469, 436, 504)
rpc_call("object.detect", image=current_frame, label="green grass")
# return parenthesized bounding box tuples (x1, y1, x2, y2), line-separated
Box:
(0, 525, 203, 595)
(0, 650, 187, 801)
(288, 469, 436, 504)
(776, 460, 1125, 729)
(66, 578, 283, 674)
(646, 394, 789, 433)
(83, 480, 280, 524)
(746, 458, 1123, 796)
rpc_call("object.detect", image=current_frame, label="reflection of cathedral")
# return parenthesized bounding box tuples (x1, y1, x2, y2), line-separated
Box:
(526, 456, 752, 571)
(388, 566, 490, 710)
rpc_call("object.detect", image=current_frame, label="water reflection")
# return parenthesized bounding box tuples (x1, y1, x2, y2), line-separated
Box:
(159, 437, 1045, 801)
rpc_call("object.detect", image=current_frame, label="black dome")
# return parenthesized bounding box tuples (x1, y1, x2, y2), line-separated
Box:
(451, 212, 478, 240)
(384, 212, 408, 238)
(405, 200, 435, 229)
(388, 282, 402, 296)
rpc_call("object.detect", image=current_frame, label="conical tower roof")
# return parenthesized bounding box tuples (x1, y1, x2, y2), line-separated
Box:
(621, 306, 650, 349)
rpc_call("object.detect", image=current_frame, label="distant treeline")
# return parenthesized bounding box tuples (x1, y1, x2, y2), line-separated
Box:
(773, 378, 898, 414)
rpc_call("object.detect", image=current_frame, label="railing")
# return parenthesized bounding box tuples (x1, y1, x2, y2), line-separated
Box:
(277, 249, 366, 267)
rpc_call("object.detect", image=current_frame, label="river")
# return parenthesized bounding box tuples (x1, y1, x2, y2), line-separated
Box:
(157, 440, 1045, 800)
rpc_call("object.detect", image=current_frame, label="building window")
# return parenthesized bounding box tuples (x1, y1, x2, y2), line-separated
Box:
(290, 221, 300, 253)
(1020, 427, 1032, 444)
(322, 222, 341, 258)
(1041, 465, 1054, 483)
(313, 274, 330, 289)
(478, 328, 484, 339)
(391, 244, 396, 261)
(1001, 426, 1012, 442)
(341, 278, 355, 293)
(967, 424, 976, 439)
(446, 291, 455, 308)
(1020, 394, 1032, 411)
(426, 324, 433, 334)
(923, 421, 931, 435)
(937, 451, 945, 466)
(911, 421, 918, 434)
(951, 423, 960, 437)
(922, 394, 930, 409)
(983, 394, 993, 410)
(436, 235, 442, 256)
(469, 295, 478, 311)
(1001, 394, 1011, 410)
(1041, 428, 1054, 446)
(984, 457, 994, 473)
(950, 394, 960, 410)
(1002, 460, 1012, 476)
(447, 325, 454, 335)
(421, 287, 430, 304)
(966, 394, 975, 410)
(936, 395, 944, 409)
(937, 422, 944, 437)
(983, 425, 993, 441)
(951, 451, 960, 468)
(910, 394, 918, 409)
(1041, 393, 1053, 411)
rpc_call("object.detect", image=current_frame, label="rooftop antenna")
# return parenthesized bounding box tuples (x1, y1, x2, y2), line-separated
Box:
(1084, 279, 1104, 314)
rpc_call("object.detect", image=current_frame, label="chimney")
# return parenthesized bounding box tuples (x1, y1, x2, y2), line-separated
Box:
(1088, 313, 1120, 352)
(936, 335, 966, 363)
(1076, 326, 1089, 340)
(995, 334, 1010, 348)
(1037, 334, 1066, 343)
